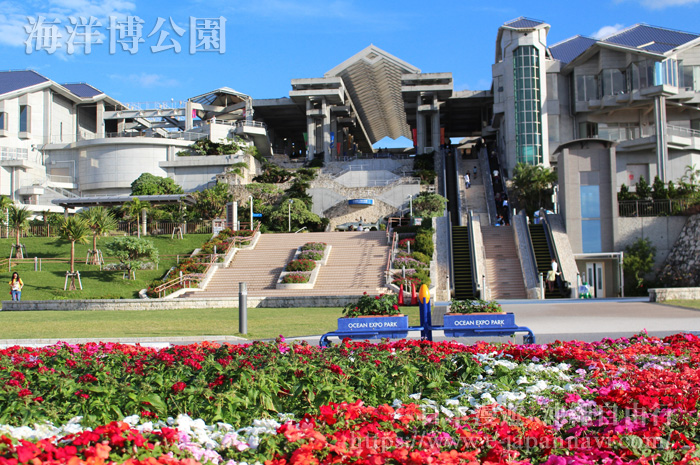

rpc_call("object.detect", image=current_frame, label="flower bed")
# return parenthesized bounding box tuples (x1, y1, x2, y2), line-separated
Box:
(3, 334, 700, 463)
(280, 272, 310, 284)
(276, 243, 331, 289)
(285, 258, 316, 272)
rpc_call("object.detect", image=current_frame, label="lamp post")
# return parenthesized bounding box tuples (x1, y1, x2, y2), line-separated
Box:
(408, 194, 413, 218)
(249, 195, 253, 229)
(288, 199, 293, 232)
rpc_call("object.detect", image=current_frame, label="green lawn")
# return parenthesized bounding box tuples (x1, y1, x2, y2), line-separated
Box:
(0, 306, 421, 340)
(0, 234, 210, 301)
(664, 300, 700, 310)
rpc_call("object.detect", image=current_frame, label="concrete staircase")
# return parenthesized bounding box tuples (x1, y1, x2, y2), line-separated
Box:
(481, 225, 527, 299)
(191, 231, 390, 298)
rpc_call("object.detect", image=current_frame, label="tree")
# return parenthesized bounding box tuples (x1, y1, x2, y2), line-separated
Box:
(268, 198, 322, 232)
(651, 176, 668, 200)
(104, 237, 159, 280)
(192, 183, 232, 220)
(617, 184, 636, 202)
(131, 173, 184, 196)
(79, 207, 118, 264)
(635, 176, 652, 200)
(412, 192, 448, 218)
(8, 205, 31, 258)
(58, 216, 91, 290)
(121, 198, 151, 237)
(510, 163, 558, 215)
(624, 238, 656, 292)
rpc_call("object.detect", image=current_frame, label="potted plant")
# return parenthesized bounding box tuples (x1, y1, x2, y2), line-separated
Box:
(443, 299, 515, 337)
(337, 293, 409, 338)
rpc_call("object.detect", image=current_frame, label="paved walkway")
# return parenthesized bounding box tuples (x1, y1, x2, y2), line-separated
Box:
(1, 299, 698, 347)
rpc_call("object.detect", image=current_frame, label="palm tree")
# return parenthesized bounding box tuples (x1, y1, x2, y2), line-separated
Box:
(8, 205, 31, 258)
(511, 163, 558, 216)
(79, 207, 118, 264)
(121, 197, 151, 238)
(58, 216, 91, 290)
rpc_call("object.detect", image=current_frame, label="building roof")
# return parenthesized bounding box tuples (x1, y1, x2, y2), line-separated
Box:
(601, 24, 698, 51)
(0, 70, 49, 96)
(503, 17, 547, 29)
(324, 45, 420, 145)
(62, 83, 104, 98)
(549, 36, 597, 64)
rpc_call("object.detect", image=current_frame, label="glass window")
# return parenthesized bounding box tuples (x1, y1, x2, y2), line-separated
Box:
(0, 112, 6, 130)
(682, 65, 700, 91)
(580, 184, 601, 219)
(19, 105, 30, 133)
(513, 46, 543, 165)
(581, 220, 602, 253)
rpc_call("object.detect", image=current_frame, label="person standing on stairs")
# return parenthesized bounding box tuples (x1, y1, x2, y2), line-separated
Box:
(464, 172, 470, 188)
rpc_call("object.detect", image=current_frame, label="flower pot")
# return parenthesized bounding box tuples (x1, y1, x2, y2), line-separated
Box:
(337, 315, 409, 339)
(442, 312, 515, 337)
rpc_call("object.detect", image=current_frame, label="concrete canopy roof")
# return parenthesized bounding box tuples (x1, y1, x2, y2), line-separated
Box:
(52, 194, 196, 209)
(324, 45, 420, 145)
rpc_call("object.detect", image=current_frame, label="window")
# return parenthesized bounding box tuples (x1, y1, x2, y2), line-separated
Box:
(0, 112, 6, 131)
(599, 69, 626, 96)
(597, 123, 641, 142)
(656, 59, 679, 87)
(580, 183, 602, 253)
(513, 46, 543, 165)
(638, 60, 655, 89)
(682, 64, 700, 91)
(626, 63, 639, 92)
(576, 74, 598, 101)
(19, 105, 30, 133)
(579, 122, 598, 138)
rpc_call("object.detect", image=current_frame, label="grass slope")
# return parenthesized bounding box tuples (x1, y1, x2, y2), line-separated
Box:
(0, 234, 210, 301)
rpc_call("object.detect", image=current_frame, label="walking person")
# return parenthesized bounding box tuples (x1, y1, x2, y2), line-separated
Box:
(9, 272, 23, 301)
(464, 172, 471, 188)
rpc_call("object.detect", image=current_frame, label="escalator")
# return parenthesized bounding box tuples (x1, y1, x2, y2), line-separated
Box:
(452, 225, 476, 300)
(529, 223, 561, 299)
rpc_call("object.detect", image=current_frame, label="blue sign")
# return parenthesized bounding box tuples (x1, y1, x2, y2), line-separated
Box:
(348, 199, 373, 206)
(443, 313, 516, 337)
(253, 213, 262, 218)
(336, 316, 409, 339)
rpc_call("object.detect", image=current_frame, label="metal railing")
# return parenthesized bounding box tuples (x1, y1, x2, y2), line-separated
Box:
(618, 199, 694, 217)
(667, 124, 700, 138)
(542, 211, 570, 296)
(153, 272, 206, 298)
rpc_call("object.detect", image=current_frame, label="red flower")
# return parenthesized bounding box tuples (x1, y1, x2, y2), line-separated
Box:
(17, 388, 32, 397)
(171, 381, 186, 393)
(328, 364, 345, 375)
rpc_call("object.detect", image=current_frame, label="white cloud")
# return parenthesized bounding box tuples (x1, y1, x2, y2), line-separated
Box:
(109, 73, 179, 88)
(639, 0, 699, 8)
(592, 23, 625, 40)
(0, 0, 136, 49)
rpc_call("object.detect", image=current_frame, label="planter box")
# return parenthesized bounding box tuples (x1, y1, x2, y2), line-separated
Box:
(336, 315, 409, 339)
(275, 245, 331, 289)
(443, 312, 516, 337)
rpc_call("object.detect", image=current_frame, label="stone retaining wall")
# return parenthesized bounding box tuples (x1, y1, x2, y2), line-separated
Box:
(648, 287, 700, 302)
(1, 296, 363, 312)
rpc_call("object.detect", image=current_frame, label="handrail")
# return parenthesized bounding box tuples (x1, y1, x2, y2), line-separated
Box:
(542, 211, 570, 294)
(467, 210, 480, 299)
(294, 227, 307, 233)
(385, 231, 398, 287)
(154, 273, 205, 298)
(521, 209, 541, 290)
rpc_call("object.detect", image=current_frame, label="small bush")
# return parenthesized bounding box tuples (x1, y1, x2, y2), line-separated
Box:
(342, 293, 400, 317)
(414, 230, 434, 258)
(449, 299, 502, 314)
(286, 259, 316, 272)
(410, 251, 431, 265)
(411, 269, 431, 287)
(298, 250, 323, 261)
(281, 273, 310, 284)
(398, 237, 416, 249)
(301, 242, 326, 251)
(392, 256, 425, 270)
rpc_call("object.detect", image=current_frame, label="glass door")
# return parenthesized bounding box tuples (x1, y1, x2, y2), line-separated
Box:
(586, 262, 604, 298)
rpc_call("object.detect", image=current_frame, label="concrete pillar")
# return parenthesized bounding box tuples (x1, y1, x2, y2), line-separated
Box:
(306, 100, 316, 160)
(654, 95, 668, 182)
(330, 116, 337, 162)
(416, 95, 426, 154)
(141, 208, 147, 236)
(321, 98, 330, 159)
(185, 101, 193, 131)
(96, 102, 105, 138)
(431, 108, 441, 152)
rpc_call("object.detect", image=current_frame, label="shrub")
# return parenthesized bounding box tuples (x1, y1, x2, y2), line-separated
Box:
(301, 242, 326, 251)
(392, 256, 426, 270)
(414, 230, 434, 258)
(281, 273, 310, 284)
(410, 251, 431, 265)
(411, 269, 431, 287)
(449, 299, 502, 314)
(286, 259, 316, 272)
(298, 250, 323, 261)
(343, 293, 400, 317)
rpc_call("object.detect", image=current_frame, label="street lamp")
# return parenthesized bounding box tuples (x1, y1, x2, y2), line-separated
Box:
(408, 194, 413, 218)
(249, 195, 253, 229)
(288, 199, 293, 232)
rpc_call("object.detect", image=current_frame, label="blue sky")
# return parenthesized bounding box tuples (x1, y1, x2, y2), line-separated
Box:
(2, 0, 699, 146)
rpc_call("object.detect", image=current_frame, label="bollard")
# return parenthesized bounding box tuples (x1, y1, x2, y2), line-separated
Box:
(418, 284, 432, 341)
(539, 273, 545, 300)
(239, 282, 248, 335)
(34, 256, 37, 271)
